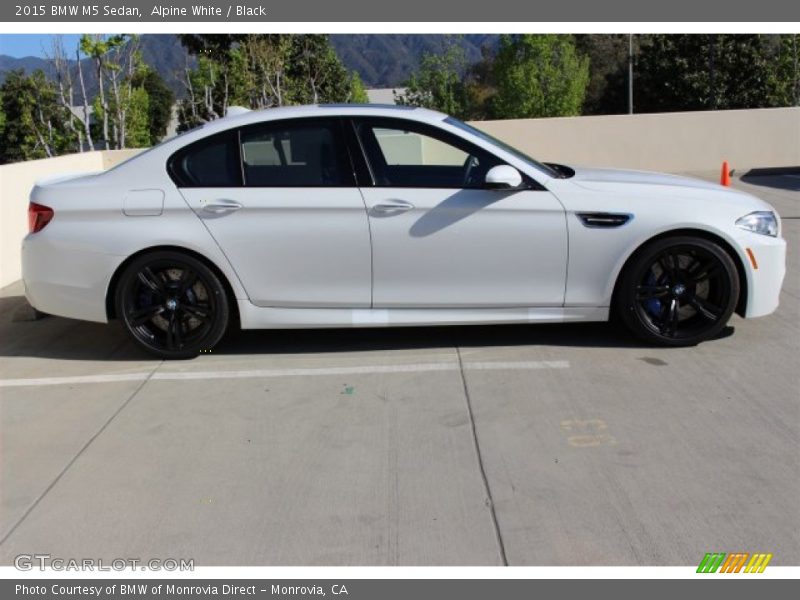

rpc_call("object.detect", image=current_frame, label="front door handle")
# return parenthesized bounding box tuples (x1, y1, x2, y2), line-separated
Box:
(371, 200, 415, 215)
(202, 199, 243, 214)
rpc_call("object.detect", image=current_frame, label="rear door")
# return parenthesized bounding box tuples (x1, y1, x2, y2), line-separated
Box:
(174, 118, 372, 307)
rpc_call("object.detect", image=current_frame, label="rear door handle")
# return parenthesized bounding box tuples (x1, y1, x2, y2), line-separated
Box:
(371, 200, 415, 215)
(202, 199, 243, 214)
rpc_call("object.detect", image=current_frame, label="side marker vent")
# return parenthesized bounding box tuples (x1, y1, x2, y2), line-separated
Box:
(576, 212, 633, 228)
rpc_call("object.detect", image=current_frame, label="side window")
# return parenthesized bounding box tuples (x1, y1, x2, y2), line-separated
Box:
(168, 130, 242, 188)
(355, 119, 501, 188)
(240, 119, 353, 187)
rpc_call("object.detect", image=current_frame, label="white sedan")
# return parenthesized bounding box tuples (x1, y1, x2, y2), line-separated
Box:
(22, 105, 786, 358)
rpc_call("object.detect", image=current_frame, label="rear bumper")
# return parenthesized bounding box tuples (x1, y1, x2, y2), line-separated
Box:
(740, 234, 786, 319)
(22, 233, 121, 323)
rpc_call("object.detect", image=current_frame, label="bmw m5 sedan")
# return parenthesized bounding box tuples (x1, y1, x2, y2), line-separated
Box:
(22, 105, 786, 358)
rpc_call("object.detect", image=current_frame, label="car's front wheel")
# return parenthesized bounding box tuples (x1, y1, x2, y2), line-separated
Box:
(115, 251, 229, 359)
(616, 236, 740, 346)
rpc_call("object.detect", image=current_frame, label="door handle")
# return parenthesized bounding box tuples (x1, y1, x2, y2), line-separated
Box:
(202, 199, 243, 214)
(371, 200, 414, 215)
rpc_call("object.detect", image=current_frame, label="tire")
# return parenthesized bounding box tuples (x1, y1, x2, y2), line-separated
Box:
(115, 251, 229, 359)
(616, 236, 740, 347)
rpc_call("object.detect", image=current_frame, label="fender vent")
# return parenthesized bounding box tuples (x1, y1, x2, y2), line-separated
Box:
(576, 212, 632, 228)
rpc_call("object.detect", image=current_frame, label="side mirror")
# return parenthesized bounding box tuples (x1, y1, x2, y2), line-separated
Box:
(484, 165, 523, 190)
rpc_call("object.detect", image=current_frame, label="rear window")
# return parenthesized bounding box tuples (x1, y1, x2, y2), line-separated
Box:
(168, 130, 242, 187)
(239, 119, 353, 187)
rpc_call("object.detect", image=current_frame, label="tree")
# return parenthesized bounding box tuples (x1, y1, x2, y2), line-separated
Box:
(95, 84, 150, 148)
(770, 34, 800, 107)
(46, 35, 85, 152)
(574, 34, 638, 115)
(631, 35, 775, 113)
(395, 39, 468, 117)
(233, 34, 293, 108)
(74, 41, 94, 149)
(0, 91, 6, 143)
(131, 67, 175, 144)
(0, 70, 76, 163)
(177, 34, 356, 131)
(180, 34, 244, 122)
(79, 34, 128, 149)
(348, 71, 369, 103)
(460, 45, 498, 120)
(490, 35, 589, 119)
(288, 35, 350, 104)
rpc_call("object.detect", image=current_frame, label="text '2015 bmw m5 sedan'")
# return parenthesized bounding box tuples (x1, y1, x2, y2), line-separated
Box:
(22, 105, 786, 358)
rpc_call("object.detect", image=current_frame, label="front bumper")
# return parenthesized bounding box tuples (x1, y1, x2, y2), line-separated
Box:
(738, 233, 786, 319)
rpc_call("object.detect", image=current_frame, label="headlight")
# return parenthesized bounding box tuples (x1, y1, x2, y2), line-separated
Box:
(735, 211, 778, 237)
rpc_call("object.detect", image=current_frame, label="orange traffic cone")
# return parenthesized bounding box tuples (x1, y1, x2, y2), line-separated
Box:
(720, 161, 731, 186)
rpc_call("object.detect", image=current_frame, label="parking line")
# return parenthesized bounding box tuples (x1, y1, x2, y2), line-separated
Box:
(0, 360, 569, 388)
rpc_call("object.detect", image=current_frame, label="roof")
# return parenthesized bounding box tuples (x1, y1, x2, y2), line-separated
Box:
(196, 103, 448, 135)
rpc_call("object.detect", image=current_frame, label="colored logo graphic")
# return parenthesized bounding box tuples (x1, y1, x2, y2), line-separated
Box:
(697, 552, 773, 573)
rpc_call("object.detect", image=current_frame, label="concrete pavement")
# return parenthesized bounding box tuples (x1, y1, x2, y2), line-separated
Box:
(0, 171, 797, 566)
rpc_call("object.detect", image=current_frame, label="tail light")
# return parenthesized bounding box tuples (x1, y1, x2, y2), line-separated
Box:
(28, 202, 54, 233)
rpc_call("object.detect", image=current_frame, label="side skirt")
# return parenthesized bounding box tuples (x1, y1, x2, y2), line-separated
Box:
(237, 302, 609, 329)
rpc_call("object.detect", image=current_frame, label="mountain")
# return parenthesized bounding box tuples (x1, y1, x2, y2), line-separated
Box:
(0, 54, 58, 79)
(0, 34, 501, 96)
(0, 35, 191, 100)
(330, 34, 498, 87)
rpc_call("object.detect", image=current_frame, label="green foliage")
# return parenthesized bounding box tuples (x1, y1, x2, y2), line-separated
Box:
(131, 67, 175, 144)
(489, 35, 589, 119)
(631, 35, 776, 113)
(287, 35, 350, 104)
(91, 69, 151, 148)
(229, 34, 293, 109)
(177, 34, 354, 130)
(769, 34, 800, 107)
(348, 71, 369, 103)
(79, 34, 127, 60)
(396, 35, 591, 120)
(0, 69, 76, 163)
(0, 92, 5, 141)
(396, 41, 468, 117)
(122, 85, 151, 147)
(574, 34, 635, 115)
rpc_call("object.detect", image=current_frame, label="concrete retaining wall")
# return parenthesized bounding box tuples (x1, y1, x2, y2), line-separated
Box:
(472, 107, 799, 172)
(0, 150, 142, 287)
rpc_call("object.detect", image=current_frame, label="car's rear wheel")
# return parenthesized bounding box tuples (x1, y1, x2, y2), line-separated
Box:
(115, 251, 229, 359)
(616, 236, 740, 346)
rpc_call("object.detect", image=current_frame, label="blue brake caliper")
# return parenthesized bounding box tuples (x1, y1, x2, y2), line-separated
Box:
(644, 271, 663, 317)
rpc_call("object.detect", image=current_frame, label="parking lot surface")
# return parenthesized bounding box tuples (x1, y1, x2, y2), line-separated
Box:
(1, 171, 797, 566)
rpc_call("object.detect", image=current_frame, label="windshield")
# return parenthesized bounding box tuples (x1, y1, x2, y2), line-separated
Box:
(444, 117, 560, 179)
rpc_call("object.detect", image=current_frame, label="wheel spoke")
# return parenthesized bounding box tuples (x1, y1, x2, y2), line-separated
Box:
(690, 296, 722, 321)
(664, 298, 680, 337)
(178, 268, 198, 295)
(129, 304, 164, 326)
(165, 313, 182, 350)
(636, 285, 671, 300)
(659, 253, 678, 280)
(181, 304, 212, 322)
(138, 267, 165, 295)
(689, 258, 719, 283)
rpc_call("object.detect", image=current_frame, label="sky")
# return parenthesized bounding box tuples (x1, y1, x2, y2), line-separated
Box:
(0, 34, 83, 58)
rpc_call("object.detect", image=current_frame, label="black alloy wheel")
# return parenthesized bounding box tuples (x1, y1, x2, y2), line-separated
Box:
(617, 236, 740, 346)
(116, 251, 229, 359)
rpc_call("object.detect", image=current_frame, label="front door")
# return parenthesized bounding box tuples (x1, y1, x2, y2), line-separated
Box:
(353, 117, 568, 308)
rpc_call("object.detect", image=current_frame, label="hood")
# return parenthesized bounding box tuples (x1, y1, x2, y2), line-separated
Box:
(570, 166, 726, 192)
